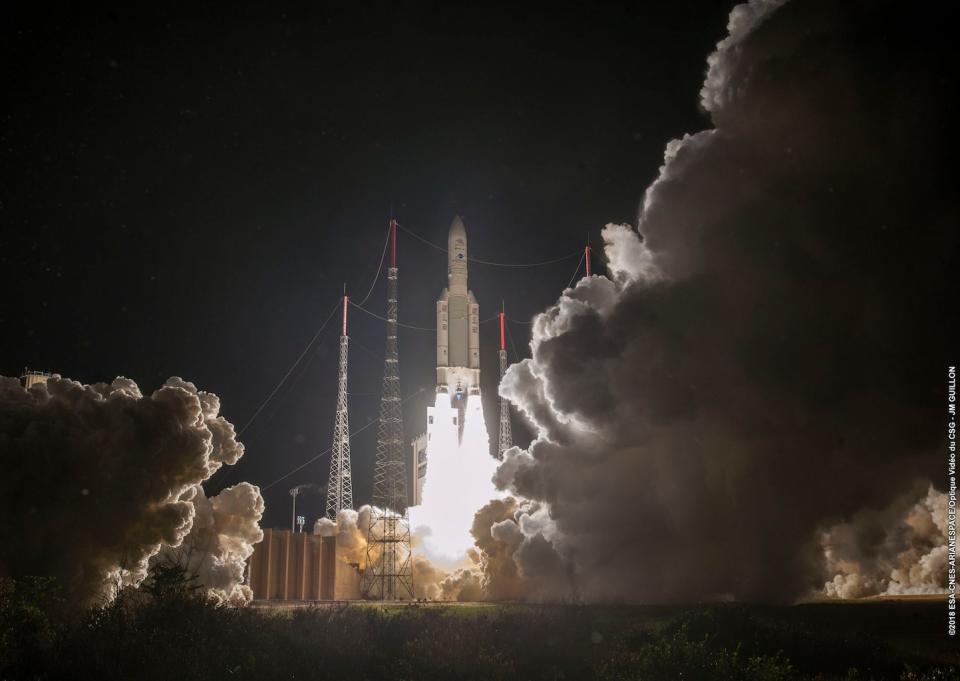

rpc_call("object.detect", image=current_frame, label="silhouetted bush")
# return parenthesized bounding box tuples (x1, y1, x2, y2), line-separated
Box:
(1, 579, 956, 681)
(0, 577, 68, 679)
(597, 626, 794, 681)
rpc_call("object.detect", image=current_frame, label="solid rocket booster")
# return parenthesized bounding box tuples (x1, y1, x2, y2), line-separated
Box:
(436, 216, 480, 411)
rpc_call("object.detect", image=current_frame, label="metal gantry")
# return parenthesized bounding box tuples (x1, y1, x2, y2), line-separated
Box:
(497, 308, 512, 459)
(362, 220, 414, 600)
(325, 295, 354, 519)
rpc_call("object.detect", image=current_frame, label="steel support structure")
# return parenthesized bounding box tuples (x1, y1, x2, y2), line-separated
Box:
(325, 295, 354, 519)
(362, 220, 414, 600)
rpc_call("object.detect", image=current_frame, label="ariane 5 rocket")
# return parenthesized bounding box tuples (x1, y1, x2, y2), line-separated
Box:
(435, 216, 480, 427)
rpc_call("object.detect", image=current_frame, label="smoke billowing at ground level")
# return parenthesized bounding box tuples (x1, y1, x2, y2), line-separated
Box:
(313, 506, 485, 601)
(0, 375, 263, 605)
(472, 0, 955, 603)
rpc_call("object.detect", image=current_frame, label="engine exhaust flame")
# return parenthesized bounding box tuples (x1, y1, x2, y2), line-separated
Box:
(412, 392, 502, 566)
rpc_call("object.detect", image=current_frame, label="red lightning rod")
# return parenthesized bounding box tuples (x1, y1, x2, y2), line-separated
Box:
(342, 294, 349, 336)
(389, 218, 397, 268)
(499, 307, 506, 351)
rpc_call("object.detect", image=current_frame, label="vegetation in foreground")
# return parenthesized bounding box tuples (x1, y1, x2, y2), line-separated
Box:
(1, 576, 956, 681)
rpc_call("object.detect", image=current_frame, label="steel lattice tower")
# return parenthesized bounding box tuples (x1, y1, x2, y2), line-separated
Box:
(362, 220, 414, 600)
(325, 295, 354, 519)
(497, 308, 513, 459)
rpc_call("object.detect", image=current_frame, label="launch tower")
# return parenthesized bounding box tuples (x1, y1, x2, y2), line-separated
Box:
(325, 295, 354, 519)
(362, 220, 414, 600)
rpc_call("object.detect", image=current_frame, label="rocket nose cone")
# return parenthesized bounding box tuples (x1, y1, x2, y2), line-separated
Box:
(448, 215, 468, 261)
(449, 215, 467, 238)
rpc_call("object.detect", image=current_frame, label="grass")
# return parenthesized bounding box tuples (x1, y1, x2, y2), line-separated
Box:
(1, 578, 957, 680)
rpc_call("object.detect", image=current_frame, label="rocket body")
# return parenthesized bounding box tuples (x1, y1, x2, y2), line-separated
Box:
(436, 216, 480, 402)
(413, 216, 499, 557)
(434, 216, 480, 439)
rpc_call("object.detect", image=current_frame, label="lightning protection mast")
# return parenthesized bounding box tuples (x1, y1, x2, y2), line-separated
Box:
(497, 304, 513, 459)
(585, 237, 592, 278)
(325, 293, 354, 519)
(362, 219, 414, 600)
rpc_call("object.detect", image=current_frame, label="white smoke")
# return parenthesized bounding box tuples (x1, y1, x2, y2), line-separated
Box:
(314, 505, 373, 566)
(0, 374, 263, 606)
(153, 482, 264, 605)
(822, 486, 948, 599)
(313, 505, 474, 600)
(699, 0, 788, 113)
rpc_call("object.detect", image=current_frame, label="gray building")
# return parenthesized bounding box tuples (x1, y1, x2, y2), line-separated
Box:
(408, 432, 428, 507)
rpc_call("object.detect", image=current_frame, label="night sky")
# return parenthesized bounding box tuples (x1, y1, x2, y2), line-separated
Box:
(1, 2, 734, 528)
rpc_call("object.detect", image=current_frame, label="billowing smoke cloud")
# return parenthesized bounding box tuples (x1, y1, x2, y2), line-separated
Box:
(822, 486, 949, 599)
(313, 505, 479, 600)
(488, 0, 955, 603)
(314, 505, 373, 566)
(153, 482, 264, 605)
(0, 374, 262, 605)
(412, 555, 447, 599)
(438, 567, 484, 602)
(411, 556, 484, 601)
(471, 497, 574, 601)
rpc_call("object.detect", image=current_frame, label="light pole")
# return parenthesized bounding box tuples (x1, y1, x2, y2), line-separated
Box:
(289, 487, 300, 533)
(289, 483, 325, 533)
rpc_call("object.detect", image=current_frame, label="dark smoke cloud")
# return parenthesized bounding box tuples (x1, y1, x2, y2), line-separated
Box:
(471, 497, 575, 601)
(0, 375, 261, 605)
(490, 0, 956, 603)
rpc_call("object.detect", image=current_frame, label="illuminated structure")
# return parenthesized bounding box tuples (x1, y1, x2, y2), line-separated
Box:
(20, 368, 53, 388)
(424, 215, 487, 468)
(434, 216, 480, 441)
(362, 220, 414, 600)
(408, 432, 427, 507)
(497, 309, 512, 459)
(325, 296, 354, 519)
(247, 529, 361, 601)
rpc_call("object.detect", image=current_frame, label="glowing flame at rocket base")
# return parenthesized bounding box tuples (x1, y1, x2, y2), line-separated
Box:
(412, 391, 502, 564)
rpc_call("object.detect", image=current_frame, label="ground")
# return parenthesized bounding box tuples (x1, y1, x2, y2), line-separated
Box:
(3, 580, 957, 680)
(249, 597, 957, 679)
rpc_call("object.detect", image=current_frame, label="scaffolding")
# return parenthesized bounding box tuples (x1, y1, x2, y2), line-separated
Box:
(362, 220, 414, 600)
(325, 295, 354, 519)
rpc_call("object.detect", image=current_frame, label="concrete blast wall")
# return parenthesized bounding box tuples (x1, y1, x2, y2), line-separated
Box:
(247, 528, 362, 601)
